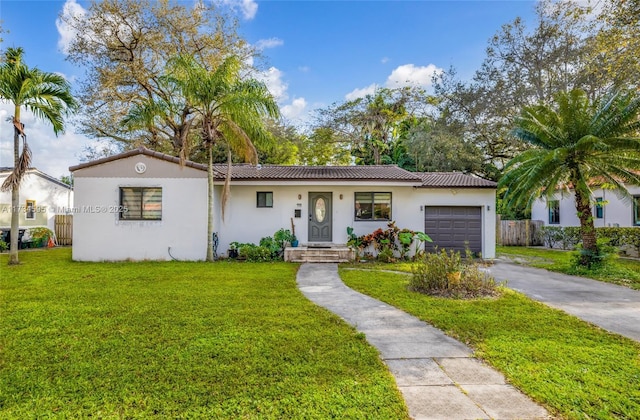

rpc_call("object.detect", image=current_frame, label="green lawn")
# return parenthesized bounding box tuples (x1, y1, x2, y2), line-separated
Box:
(497, 245, 640, 290)
(339, 267, 640, 420)
(0, 249, 408, 419)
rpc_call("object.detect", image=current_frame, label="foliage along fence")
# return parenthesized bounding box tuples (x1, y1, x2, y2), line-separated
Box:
(539, 225, 640, 257)
(497, 218, 544, 246)
(54, 215, 73, 245)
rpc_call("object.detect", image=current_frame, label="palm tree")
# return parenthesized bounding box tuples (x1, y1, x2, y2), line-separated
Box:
(500, 89, 640, 266)
(0, 48, 77, 265)
(168, 55, 280, 261)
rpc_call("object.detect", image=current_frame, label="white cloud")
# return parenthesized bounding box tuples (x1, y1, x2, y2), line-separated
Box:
(257, 67, 288, 102)
(216, 0, 258, 20)
(385, 63, 442, 88)
(281, 97, 307, 121)
(298, 66, 310, 73)
(345, 84, 378, 101)
(256, 38, 283, 50)
(381, 57, 390, 64)
(56, 0, 87, 54)
(0, 104, 93, 178)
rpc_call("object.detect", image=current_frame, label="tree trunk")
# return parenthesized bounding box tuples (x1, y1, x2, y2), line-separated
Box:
(8, 107, 21, 265)
(206, 144, 215, 262)
(575, 187, 598, 263)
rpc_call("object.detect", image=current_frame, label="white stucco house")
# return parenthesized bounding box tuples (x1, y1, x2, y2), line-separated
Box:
(69, 147, 497, 261)
(531, 186, 640, 228)
(0, 167, 73, 232)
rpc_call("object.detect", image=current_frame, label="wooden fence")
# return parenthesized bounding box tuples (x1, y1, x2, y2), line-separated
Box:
(54, 215, 73, 245)
(497, 217, 544, 246)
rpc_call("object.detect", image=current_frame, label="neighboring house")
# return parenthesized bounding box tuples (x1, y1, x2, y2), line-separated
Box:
(70, 147, 497, 261)
(0, 167, 73, 232)
(531, 186, 640, 228)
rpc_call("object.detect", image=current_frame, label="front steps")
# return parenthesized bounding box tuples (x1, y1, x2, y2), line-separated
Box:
(285, 244, 354, 263)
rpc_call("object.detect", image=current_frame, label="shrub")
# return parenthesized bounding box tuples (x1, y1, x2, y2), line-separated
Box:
(238, 244, 273, 262)
(540, 226, 563, 249)
(410, 248, 499, 299)
(541, 226, 640, 256)
(571, 238, 618, 270)
(0, 240, 7, 252)
(347, 222, 432, 261)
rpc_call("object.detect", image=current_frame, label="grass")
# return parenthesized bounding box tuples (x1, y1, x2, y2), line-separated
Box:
(0, 248, 408, 419)
(339, 267, 640, 420)
(497, 245, 640, 290)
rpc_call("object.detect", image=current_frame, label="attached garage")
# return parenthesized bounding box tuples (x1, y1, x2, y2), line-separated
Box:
(415, 172, 497, 259)
(424, 206, 482, 254)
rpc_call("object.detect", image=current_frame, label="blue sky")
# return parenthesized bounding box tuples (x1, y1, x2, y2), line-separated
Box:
(0, 0, 537, 177)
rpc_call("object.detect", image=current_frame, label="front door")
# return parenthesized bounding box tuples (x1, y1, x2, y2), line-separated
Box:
(308, 192, 332, 242)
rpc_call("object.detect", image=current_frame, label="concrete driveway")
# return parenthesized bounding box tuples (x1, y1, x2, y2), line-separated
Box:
(489, 260, 640, 342)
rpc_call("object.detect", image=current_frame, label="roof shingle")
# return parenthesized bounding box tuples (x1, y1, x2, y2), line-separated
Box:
(416, 172, 497, 188)
(67, 147, 496, 188)
(212, 164, 422, 182)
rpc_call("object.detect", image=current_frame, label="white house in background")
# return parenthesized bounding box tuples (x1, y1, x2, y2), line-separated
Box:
(69, 147, 497, 261)
(531, 186, 640, 228)
(0, 167, 73, 231)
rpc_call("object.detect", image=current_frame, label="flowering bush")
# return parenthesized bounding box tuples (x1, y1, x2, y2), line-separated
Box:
(346, 222, 431, 261)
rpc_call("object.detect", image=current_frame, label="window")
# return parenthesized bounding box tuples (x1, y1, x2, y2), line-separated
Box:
(594, 197, 604, 219)
(548, 200, 560, 224)
(355, 192, 391, 221)
(119, 187, 162, 220)
(25, 200, 35, 220)
(634, 196, 640, 226)
(257, 192, 273, 208)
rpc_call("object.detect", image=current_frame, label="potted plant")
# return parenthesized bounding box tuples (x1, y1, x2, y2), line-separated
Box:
(228, 242, 240, 259)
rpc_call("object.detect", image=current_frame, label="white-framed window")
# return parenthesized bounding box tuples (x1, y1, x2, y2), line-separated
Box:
(119, 187, 162, 220)
(25, 200, 36, 220)
(257, 192, 273, 208)
(355, 192, 391, 221)
(594, 197, 604, 219)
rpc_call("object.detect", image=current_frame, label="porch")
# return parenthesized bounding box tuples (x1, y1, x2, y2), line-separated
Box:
(284, 243, 354, 263)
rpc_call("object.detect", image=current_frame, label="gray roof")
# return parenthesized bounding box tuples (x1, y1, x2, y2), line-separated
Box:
(212, 164, 422, 182)
(67, 147, 496, 188)
(416, 172, 497, 188)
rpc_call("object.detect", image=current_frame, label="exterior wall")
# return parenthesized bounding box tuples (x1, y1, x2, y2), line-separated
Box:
(0, 171, 73, 231)
(72, 156, 207, 261)
(213, 183, 496, 259)
(531, 186, 640, 228)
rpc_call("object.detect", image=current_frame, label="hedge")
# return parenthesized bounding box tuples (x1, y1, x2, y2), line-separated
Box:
(540, 226, 640, 254)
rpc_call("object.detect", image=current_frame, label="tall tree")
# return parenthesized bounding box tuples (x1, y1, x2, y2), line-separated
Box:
(403, 116, 483, 175)
(314, 87, 425, 165)
(168, 55, 280, 261)
(295, 127, 352, 166)
(62, 0, 249, 157)
(0, 48, 77, 264)
(590, 0, 640, 90)
(434, 0, 597, 177)
(500, 89, 640, 266)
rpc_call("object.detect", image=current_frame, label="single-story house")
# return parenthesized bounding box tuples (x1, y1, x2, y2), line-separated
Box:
(69, 147, 497, 261)
(0, 167, 73, 232)
(531, 186, 640, 228)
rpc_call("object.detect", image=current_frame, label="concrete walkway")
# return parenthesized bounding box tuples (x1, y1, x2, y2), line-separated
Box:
(297, 263, 549, 420)
(489, 260, 640, 342)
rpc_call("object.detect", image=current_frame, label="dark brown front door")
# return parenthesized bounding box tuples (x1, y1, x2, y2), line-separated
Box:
(308, 192, 332, 242)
